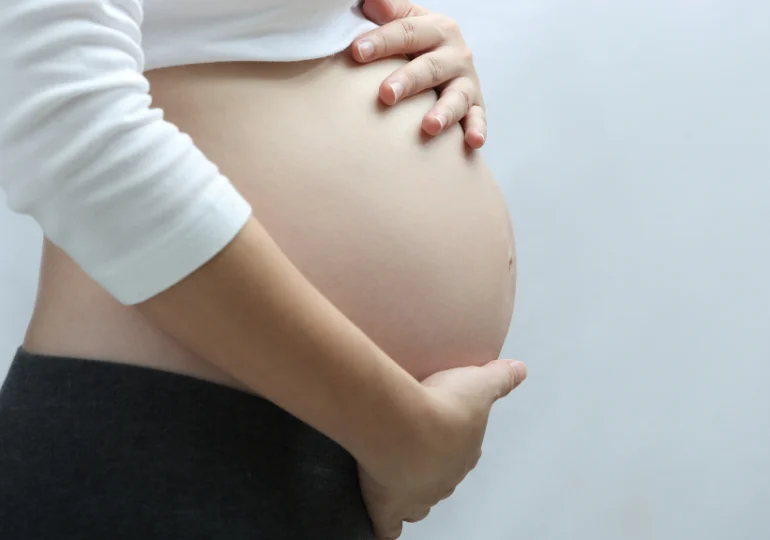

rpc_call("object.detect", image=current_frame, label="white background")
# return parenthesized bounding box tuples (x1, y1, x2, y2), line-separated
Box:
(2, 0, 769, 538)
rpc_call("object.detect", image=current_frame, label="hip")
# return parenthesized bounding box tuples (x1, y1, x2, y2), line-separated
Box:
(0, 348, 374, 540)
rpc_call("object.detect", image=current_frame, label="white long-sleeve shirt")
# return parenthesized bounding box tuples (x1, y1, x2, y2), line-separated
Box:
(0, 0, 375, 304)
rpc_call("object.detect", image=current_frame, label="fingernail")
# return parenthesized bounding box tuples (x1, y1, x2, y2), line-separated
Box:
(389, 81, 404, 102)
(357, 39, 374, 60)
(434, 115, 446, 130)
(509, 361, 527, 386)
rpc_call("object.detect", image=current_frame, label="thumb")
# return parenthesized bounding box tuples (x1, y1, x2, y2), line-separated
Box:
(361, 0, 425, 25)
(421, 360, 528, 406)
(479, 360, 528, 403)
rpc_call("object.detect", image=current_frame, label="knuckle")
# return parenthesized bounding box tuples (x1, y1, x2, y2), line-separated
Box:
(461, 46, 474, 64)
(426, 56, 444, 85)
(397, 18, 418, 50)
(469, 448, 483, 469)
(449, 86, 474, 111)
(402, 69, 418, 93)
(441, 16, 461, 34)
(471, 104, 486, 120)
(404, 508, 427, 523)
(381, 32, 396, 54)
(505, 365, 517, 394)
(378, 522, 403, 540)
(438, 486, 456, 501)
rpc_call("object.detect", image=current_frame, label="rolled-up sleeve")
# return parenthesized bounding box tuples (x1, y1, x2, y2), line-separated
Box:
(0, 0, 252, 304)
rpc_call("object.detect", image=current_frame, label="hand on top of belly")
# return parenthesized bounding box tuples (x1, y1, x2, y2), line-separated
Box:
(353, 0, 488, 149)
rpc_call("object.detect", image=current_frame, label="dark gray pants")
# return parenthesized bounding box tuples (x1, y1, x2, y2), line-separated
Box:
(0, 349, 374, 539)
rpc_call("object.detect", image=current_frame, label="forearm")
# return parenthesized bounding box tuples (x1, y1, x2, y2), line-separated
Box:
(137, 216, 428, 463)
(0, 0, 427, 467)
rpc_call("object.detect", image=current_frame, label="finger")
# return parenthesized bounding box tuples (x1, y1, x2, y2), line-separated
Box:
(374, 518, 403, 540)
(404, 506, 431, 523)
(353, 14, 450, 63)
(421, 76, 478, 136)
(366, 496, 405, 539)
(361, 0, 429, 25)
(461, 104, 487, 148)
(439, 487, 456, 501)
(378, 48, 468, 106)
(481, 360, 528, 404)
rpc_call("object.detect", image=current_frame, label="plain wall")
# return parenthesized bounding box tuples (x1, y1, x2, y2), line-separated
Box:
(1, 0, 769, 538)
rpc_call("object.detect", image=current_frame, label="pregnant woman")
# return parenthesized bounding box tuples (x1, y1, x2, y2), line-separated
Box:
(0, 0, 526, 538)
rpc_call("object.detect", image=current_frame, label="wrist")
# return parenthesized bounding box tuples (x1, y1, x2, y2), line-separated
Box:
(343, 372, 436, 470)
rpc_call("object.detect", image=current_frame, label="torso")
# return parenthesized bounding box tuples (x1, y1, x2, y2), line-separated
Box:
(23, 52, 516, 385)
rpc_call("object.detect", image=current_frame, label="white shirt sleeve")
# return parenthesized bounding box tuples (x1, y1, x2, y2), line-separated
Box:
(0, 0, 253, 305)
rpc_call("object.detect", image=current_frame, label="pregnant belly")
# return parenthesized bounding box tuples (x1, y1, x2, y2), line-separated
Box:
(26, 53, 515, 383)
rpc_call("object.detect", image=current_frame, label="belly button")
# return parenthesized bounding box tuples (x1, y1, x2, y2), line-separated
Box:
(508, 250, 514, 272)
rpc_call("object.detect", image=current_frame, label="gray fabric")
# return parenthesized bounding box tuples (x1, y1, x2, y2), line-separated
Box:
(0, 348, 374, 539)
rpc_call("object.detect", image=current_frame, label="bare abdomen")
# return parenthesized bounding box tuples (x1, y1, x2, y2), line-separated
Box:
(25, 52, 515, 383)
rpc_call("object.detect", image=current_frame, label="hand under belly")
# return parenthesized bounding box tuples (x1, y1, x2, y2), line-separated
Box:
(26, 52, 515, 382)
